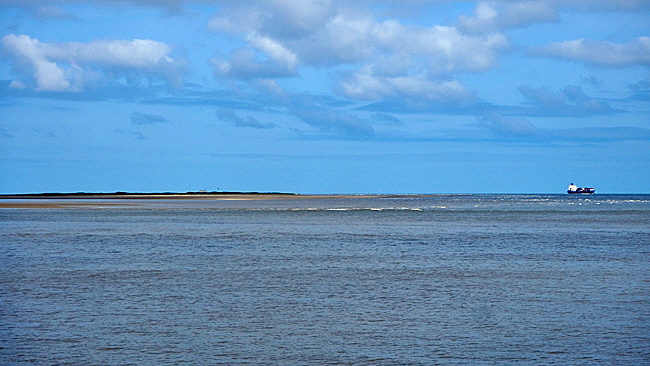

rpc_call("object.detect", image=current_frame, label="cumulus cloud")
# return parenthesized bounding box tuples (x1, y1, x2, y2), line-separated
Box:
(211, 34, 299, 79)
(8, 80, 26, 90)
(209, 1, 508, 105)
(208, 0, 333, 39)
(212, 8, 508, 75)
(518, 85, 614, 116)
(375, 22, 509, 74)
(339, 67, 475, 104)
(458, 1, 558, 34)
(216, 108, 278, 129)
(532, 37, 650, 68)
(1, 34, 184, 91)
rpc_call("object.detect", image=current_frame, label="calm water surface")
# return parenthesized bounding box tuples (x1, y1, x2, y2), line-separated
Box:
(1, 195, 649, 365)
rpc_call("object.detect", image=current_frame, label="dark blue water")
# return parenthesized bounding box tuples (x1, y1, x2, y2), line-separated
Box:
(1, 195, 649, 365)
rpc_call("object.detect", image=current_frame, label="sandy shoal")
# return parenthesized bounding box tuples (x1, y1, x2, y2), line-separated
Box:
(0, 194, 434, 209)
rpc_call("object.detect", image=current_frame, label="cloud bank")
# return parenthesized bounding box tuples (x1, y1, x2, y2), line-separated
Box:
(458, 1, 558, 34)
(532, 37, 650, 68)
(1, 34, 184, 91)
(209, 1, 508, 105)
(518, 85, 615, 117)
(0, 0, 646, 141)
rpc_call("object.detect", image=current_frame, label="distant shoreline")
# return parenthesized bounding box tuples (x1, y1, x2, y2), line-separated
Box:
(0, 191, 300, 200)
(0, 191, 439, 199)
(0, 192, 438, 208)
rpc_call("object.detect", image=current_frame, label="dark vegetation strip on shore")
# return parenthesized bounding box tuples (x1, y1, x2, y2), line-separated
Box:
(0, 191, 299, 199)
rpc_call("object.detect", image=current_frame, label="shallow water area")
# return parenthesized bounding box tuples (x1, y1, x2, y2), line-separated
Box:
(1, 194, 649, 365)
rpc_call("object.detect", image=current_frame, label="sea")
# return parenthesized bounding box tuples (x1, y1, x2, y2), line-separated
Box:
(1, 194, 649, 365)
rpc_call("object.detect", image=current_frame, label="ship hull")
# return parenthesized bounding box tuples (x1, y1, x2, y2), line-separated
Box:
(567, 189, 595, 194)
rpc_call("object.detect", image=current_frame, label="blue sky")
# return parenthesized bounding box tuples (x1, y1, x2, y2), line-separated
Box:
(1, 0, 649, 194)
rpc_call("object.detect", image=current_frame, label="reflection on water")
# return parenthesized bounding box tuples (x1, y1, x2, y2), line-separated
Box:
(1, 195, 649, 365)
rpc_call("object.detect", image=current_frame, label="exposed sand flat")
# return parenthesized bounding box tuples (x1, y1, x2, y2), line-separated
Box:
(0, 193, 300, 200)
(0, 193, 438, 208)
(0, 202, 139, 209)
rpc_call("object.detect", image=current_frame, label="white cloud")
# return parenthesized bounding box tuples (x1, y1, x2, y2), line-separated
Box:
(458, 3, 498, 34)
(255, 78, 286, 96)
(211, 47, 298, 80)
(338, 66, 393, 100)
(210, 1, 508, 106)
(339, 66, 475, 104)
(261, 0, 334, 38)
(207, 6, 263, 34)
(532, 37, 650, 68)
(1, 34, 183, 91)
(457, 0, 650, 35)
(246, 34, 298, 71)
(213, 5, 508, 76)
(299, 12, 378, 65)
(518, 85, 614, 116)
(9, 80, 26, 90)
(393, 24, 508, 73)
(70, 39, 175, 69)
(208, 0, 333, 38)
(458, 1, 558, 34)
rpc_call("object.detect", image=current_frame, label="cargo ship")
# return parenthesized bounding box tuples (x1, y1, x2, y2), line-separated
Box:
(567, 183, 595, 194)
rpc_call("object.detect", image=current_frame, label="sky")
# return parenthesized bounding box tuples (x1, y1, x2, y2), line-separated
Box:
(1, 0, 649, 194)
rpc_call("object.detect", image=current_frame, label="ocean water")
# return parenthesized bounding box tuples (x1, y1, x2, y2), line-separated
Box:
(1, 194, 649, 365)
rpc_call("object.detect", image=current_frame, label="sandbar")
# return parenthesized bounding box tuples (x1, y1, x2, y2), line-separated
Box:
(0, 193, 436, 209)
